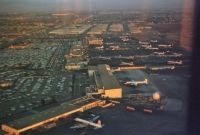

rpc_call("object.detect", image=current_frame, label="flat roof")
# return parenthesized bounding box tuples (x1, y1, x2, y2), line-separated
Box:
(5, 97, 97, 130)
(96, 65, 121, 90)
(94, 72, 103, 89)
(87, 24, 108, 35)
(49, 25, 92, 35)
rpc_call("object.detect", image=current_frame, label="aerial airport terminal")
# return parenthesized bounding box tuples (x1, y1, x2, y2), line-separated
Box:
(0, 8, 190, 135)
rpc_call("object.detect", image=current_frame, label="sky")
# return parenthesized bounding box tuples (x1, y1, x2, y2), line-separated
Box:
(0, 0, 186, 12)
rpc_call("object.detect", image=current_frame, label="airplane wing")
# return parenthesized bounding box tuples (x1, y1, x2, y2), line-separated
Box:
(70, 123, 87, 129)
(70, 114, 102, 129)
(124, 81, 136, 86)
(74, 118, 102, 128)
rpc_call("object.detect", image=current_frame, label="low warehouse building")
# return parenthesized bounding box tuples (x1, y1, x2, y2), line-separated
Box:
(88, 65, 122, 98)
(88, 38, 103, 46)
(1, 97, 105, 135)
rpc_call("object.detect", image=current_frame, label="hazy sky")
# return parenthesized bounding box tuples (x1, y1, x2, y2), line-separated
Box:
(0, 0, 185, 12)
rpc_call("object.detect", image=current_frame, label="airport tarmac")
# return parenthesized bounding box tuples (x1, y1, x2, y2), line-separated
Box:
(114, 70, 159, 95)
(25, 69, 188, 135)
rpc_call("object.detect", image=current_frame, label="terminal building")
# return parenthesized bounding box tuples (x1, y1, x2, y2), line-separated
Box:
(88, 65, 122, 99)
(1, 65, 122, 134)
(1, 97, 105, 135)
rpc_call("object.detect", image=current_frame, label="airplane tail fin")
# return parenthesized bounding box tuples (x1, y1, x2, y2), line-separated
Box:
(94, 120, 103, 130)
(144, 79, 148, 84)
(97, 120, 102, 126)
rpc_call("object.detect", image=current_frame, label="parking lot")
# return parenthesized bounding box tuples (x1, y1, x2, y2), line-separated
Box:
(0, 39, 89, 124)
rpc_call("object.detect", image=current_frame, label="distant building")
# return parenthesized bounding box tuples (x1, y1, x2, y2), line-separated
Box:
(65, 64, 81, 71)
(88, 38, 103, 46)
(49, 25, 92, 36)
(88, 65, 122, 99)
(109, 24, 124, 32)
(9, 45, 28, 49)
(65, 44, 88, 71)
(0, 81, 14, 89)
(87, 24, 108, 35)
(1, 97, 105, 135)
(65, 61, 88, 71)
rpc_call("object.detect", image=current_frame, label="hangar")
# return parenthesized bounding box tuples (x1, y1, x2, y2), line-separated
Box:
(88, 65, 122, 98)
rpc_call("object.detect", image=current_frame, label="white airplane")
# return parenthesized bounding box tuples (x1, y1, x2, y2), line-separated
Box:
(96, 46, 104, 50)
(168, 60, 183, 65)
(172, 53, 183, 57)
(70, 115, 103, 130)
(109, 100, 120, 104)
(150, 40, 158, 43)
(154, 52, 165, 55)
(150, 66, 175, 70)
(120, 62, 134, 66)
(124, 79, 148, 87)
(158, 44, 172, 48)
(146, 47, 159, 50)
(98, 56, 111, 60)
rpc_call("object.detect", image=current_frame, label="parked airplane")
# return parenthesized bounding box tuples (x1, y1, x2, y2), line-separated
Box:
(158, 44, 172, 48)
(124, 79, 148, 87)
(70, 115, 103, 130)
(96, 46, 104, 50)
(98, 56, 111, 60)
(168, 60, 183, 65)
(120, 62, 134, 66)
(150, 66, 175, 70)
(154, 52, 165, 55)
(109, 100, 120, 104)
